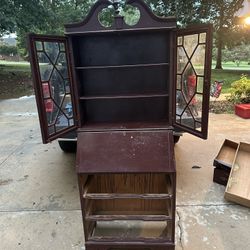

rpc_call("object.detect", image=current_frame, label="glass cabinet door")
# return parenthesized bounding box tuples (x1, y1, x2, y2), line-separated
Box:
(174, 25, 212, 139)
(28, 34, 78, 143)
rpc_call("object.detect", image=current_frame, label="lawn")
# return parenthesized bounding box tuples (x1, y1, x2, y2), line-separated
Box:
(211, 69, 249, 94)
(0, 60, 33, 99)
(0, 60, 31, 72)
(211, 61, 250, 93)
(0, 59, 249, 98)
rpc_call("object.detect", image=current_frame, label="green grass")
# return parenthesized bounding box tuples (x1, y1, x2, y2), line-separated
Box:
(211, 61, 250, 93)
(0, 60, 31, 73)
(211, 69, 249, 93)
(0, 60, 32, 99)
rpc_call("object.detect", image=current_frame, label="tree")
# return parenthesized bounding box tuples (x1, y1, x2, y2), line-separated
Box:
(0, 45, 18, 56)
(0, 0, 16, 35)
(1, 0, 248, 66)
(223, 43, 250, 66)
(198, 0, 245, 69)
(146, 0, 246, 70)
(0, 0, 96, 57)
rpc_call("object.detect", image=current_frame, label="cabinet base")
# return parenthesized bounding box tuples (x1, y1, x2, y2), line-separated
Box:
(85, 242, 175, 250)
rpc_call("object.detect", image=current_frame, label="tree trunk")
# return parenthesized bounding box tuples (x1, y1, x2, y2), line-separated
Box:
(215, 34, 223, 69)
(215, 6, 224, 70)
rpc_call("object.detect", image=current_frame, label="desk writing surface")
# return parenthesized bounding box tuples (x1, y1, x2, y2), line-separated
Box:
(77, 130, 175, 174)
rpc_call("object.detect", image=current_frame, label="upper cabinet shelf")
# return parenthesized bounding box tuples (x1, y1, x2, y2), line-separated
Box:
(79, 92, 169, 100)
(71, 31, 170, 67)
(75, 62, 169, 70)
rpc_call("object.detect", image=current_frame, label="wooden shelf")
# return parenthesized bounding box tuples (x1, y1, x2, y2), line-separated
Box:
(75, 62, 169, 70)
(78, 121, 170, 132)
(80, 93, 169, 100)
(83, 193, 172, 200)
(85, 214, 171, 222)
(88, 236, 171, 243)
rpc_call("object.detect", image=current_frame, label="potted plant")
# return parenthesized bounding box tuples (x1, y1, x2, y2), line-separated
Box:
(227, 75, 250, 118)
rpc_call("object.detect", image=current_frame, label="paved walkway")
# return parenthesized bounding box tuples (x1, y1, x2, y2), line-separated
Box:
(0, 96, 250, 250)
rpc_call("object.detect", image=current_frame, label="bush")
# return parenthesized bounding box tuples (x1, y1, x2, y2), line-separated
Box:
(0, 45, 18, 56)
(227, 75, 250, 104)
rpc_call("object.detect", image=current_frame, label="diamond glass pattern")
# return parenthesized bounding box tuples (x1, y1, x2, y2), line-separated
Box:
(35, 40, 75, 137)
(175, 32, 207, 132)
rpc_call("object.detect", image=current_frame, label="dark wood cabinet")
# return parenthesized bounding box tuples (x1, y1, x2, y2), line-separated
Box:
(28, 0, 212, 249)
(77, 131, 176, 249)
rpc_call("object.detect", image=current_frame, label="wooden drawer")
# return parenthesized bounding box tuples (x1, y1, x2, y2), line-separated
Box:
(213, 139, 238, 170)
(213, 167, 230, 186)
(225, 142, 250, 207)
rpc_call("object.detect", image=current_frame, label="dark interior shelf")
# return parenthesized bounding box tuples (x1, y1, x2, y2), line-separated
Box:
(78, 121, 170, 131)
(80, 93, 169, 100)
(75, 62, 169, 70)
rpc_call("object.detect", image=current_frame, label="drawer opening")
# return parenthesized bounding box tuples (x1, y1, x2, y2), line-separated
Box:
(82, 174, 173, 196)
(84, 198, 173, 221)
(89, 220, 173, 241)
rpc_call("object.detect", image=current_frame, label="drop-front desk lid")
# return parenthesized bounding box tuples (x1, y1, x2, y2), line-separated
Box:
(76, 130, 175, 174)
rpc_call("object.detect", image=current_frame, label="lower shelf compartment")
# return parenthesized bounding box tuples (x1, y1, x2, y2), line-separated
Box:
(85, 210, 172, 221)
(89, 220, 172, 241)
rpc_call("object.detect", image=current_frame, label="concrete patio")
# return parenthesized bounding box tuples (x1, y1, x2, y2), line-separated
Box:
(0, 96, 250, 250)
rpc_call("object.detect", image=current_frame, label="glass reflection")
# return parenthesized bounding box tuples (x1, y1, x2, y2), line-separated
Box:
(37, 52, 53, 82)
(191, 45, 205, 75)
(181, 113, 195, 128)
(56, 53, 69, 79)
(197, 77, 204, 93)
(176, 32, 206, 131)
(178, 37, 183, 46)
(176, 90, 186, 116)
(199, 33, 206, 43)
(36, 41, 43, 51)
(182, 64, 196, 103)
(59, 43, 65, 52)
(176, 65, 201, 129)
(177, 47, 188, 74)
(37, 41, 74, 134)
(183, 34, 198, 58)
(48, 125, 55, 135)
(44, 42, 59, 64)
(176, 75, 182, 90)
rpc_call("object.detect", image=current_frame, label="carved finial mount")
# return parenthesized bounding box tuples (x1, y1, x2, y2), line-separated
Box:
(64, 0, 177, 34)
(112, 0, 121, 16)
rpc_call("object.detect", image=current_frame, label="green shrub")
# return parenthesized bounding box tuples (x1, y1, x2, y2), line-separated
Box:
(0, 45, 18, 56)
(227, 75, 250, 104)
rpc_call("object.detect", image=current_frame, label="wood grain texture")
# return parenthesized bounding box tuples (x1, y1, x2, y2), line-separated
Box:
(225, 142, 250, 207)
(214, 139, 238, 169)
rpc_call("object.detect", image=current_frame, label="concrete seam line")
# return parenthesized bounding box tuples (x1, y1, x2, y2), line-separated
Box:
(176, 210, 184, 250)
(0, 209, 82, 213)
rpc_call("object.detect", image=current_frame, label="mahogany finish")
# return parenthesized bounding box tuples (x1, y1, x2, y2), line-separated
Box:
(28, 0, 212, 249)
(76, 131, 175, 174)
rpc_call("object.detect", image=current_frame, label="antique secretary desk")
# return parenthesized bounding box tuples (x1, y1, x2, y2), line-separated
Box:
(28, 0, 212, 249)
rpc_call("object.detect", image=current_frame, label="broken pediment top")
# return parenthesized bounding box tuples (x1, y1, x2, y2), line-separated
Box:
(64, 0, 176, 34)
